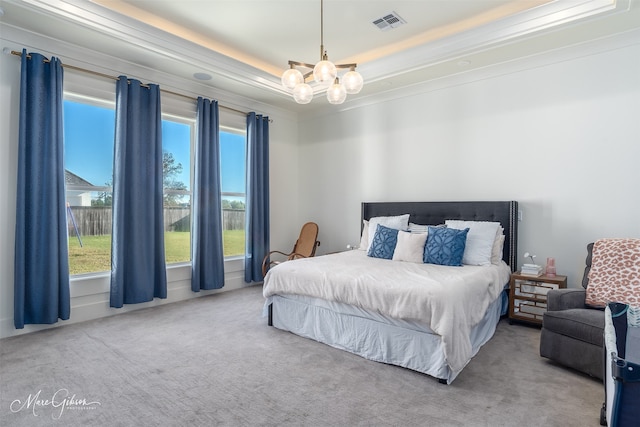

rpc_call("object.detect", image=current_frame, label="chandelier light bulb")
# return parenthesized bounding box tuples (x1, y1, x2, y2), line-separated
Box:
(326, 78, 346, 104)
(281, 68, 304, 90)
(293, 82, 313, 104)
(313, 59, 337, 85)
(343, 69, 363, 94)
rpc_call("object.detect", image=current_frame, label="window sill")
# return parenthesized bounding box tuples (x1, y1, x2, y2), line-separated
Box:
(69, 257, 245, 298)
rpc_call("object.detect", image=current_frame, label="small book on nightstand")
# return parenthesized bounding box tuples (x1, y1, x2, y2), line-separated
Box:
(520, 264, 543, 276)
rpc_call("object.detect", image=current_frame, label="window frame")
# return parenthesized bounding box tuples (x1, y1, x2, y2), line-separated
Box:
(63, 93, 116, 277)
(219, 124, 248, 260)
(161, 113, 195, 267)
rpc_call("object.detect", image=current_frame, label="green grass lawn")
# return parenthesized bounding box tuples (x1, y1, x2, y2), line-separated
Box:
(68, 230, 245, 275)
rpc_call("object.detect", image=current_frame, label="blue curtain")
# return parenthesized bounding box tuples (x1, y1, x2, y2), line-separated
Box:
(14, 50, 70, 329)
(110, 76, 167, 308)
(244, 113, 270, 282)
(191, 97, 224, 291)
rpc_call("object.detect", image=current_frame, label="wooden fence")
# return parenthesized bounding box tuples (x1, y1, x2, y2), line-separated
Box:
(67, 207, 245, 236)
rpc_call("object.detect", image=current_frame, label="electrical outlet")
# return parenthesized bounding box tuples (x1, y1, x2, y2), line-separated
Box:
(518, 210, 523, 221)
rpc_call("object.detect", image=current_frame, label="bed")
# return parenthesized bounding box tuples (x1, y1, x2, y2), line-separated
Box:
(263, 201, 518, 384)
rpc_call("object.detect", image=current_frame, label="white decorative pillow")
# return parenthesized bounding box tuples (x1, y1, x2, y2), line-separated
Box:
(367, 214, 410, 251)
(445, 220, 501, 266)
(491, 232, 505, 264)
(359, 220, 369, 250)
(392, 230, 428, 263)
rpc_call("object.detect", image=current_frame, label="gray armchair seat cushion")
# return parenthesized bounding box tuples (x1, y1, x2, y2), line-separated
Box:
(542, 308, 604, 348)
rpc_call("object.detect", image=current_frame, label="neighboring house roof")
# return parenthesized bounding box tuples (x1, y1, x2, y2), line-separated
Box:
(65, 170, 94, 187)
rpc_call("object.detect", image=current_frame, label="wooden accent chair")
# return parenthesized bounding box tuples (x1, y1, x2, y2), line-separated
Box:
(261, 222, 320, 277)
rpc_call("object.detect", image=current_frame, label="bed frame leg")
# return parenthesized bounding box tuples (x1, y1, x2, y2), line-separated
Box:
(268, 303, 273, 326)
(438, 378, 448, 385)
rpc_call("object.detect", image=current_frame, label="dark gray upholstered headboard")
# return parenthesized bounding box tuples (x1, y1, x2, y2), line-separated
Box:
(361, 201, 519, 271)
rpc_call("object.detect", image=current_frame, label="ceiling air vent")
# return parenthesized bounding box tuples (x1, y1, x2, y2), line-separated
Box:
(372, 11, 406, 31)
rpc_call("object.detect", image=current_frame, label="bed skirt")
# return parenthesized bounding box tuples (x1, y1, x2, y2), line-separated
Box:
(264, 289, 506, 384)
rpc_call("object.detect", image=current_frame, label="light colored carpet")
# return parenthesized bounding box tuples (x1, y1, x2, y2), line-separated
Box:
(1, 285, 603, 426)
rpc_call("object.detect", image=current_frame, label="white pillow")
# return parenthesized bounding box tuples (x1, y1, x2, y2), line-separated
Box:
(392, 230, 427, 263)
(359, 220, 369, 250)
(367, 214, 410, 251)
(408, 222, 428, 234)
(445, 220, 501, 266)
(491, 229, 505, 264)
(409, 222, 444, 234)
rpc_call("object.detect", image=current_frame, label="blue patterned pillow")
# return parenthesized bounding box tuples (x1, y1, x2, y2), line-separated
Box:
(423, 226, 469, 266)
(367, 224, 399, 260)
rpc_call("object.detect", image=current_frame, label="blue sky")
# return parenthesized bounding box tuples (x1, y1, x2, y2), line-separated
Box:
(63, 100, 246, 194)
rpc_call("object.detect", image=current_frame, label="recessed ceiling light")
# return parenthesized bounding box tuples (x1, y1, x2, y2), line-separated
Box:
(193, 72, 212, 81)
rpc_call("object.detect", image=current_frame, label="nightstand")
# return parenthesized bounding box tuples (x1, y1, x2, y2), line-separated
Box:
(508, 272, 567, 326)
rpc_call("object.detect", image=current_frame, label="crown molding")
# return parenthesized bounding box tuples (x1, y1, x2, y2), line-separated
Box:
(4, 0, 636, 116)
(299, 24, 640, 122)
(13, 0, 287, 95)
(359, 0, 627, 83)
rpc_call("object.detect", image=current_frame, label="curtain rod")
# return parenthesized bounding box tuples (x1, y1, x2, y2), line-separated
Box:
(10, 50, 251, 117)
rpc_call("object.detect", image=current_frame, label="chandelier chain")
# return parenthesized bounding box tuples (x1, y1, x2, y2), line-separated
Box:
(320, 0, 324, 58)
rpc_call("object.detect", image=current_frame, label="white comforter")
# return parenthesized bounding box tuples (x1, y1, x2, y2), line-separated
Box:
(262, 250, 511, 373)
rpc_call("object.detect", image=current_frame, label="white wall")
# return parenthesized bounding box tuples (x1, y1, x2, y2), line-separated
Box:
(2, 21, 639, 339)
(297, 29, 640, 287)
(0, 25, 300, 339)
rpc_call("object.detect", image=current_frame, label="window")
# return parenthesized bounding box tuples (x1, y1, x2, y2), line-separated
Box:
(162, 118, 192, 264)
(64, 86, 248, 276)
(63, 98, 115, 275)
(220, 128, 247, 257)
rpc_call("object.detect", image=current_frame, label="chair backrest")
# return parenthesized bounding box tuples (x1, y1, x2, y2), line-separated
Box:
(293, 222, 320, 257)
(582, 242, 594, 289)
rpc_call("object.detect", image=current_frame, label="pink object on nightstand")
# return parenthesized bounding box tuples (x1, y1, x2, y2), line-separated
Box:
(546, 257, 556, 277)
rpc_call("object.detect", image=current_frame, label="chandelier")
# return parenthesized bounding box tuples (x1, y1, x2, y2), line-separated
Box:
(281, 0, 364, 105)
